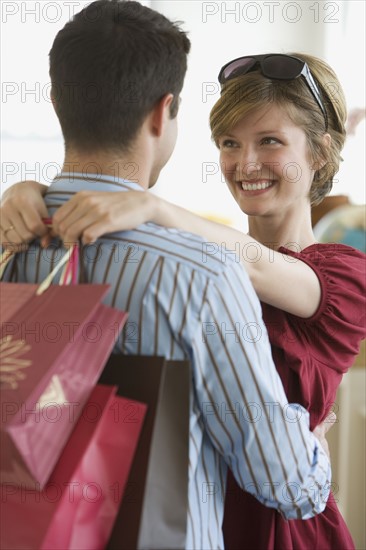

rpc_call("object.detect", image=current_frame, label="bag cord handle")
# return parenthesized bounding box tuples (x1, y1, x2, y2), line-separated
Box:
(0, 218, 79, 295)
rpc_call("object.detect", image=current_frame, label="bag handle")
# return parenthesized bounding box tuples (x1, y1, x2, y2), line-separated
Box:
(59, 245, 79, 286)
(0, 249, 14, 279)
(39, 218, 79, 287)
(0, 218, 79, 295)
(36, 244, 78, 295)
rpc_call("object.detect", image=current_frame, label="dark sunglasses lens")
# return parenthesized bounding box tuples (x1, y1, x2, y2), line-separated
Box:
(262, 55, 303, 79)
(221, 57, 256, 82)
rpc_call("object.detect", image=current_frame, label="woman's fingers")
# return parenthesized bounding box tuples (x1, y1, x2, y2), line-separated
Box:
(1, 209, 37, 245)
(313, 411, 337, 460)
(322, 411, 337, 434)
(1, 183, 49, 248)
(53, 193, 105, 242)
(53, 191, 139, 242)
(1, 185, 153, 248)
(52, 194, 81, 230)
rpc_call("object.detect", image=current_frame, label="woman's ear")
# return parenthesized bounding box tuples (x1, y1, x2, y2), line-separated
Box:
(320, 133, 332, 169)
(314, 133, 332, 170)
(322, 132, 332, 150)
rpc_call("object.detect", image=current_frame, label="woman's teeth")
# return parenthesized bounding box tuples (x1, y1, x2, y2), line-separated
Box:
(241, 181, 274, 191)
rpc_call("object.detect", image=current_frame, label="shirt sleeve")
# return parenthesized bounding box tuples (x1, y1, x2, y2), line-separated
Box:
(189, 259, 331, 520)
(283, 244, 366, 374)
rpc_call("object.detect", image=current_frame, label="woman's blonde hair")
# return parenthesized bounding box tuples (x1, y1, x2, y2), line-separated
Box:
(210, 53, 347, 205)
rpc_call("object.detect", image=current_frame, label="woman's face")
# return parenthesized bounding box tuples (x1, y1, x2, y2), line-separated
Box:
(218, 104, 316, 219)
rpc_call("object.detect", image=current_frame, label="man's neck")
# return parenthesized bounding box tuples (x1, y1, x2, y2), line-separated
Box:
(62, 149, 151, 190)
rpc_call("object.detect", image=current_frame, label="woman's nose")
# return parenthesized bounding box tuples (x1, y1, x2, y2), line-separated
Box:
(236, 159, 263, 180)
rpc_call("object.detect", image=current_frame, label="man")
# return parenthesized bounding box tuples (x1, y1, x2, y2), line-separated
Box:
(1, 1, 331, 548)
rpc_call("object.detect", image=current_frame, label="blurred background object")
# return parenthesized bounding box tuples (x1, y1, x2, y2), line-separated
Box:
(311, 195, 351, 228)
(312, 195, 365, 550)
(346, 107, 366, 136)
(2, 1, 365, 232)
(313, 202, 366, 253)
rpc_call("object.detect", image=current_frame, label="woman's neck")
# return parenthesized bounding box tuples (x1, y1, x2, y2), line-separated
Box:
(248, 210, 317, 251)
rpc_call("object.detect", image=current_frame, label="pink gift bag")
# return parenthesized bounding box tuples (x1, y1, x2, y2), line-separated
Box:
(0, 245, 128, 489)
(0, 384, 147, 549)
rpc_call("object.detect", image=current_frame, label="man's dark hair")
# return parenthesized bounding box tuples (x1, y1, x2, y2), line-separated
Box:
(49, 0, 190, 153)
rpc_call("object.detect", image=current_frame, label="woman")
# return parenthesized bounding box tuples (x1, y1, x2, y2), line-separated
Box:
(1, 53, 365, 549)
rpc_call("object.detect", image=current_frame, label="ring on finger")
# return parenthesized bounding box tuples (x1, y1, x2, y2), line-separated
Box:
(3, 225, 15, 236)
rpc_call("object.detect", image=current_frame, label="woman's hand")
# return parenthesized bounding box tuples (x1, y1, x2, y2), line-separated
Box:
(313, 411, 337, 460)
(1, 183, 161, 247)
(0, 181, 49, 249)
(53, 190, 158, 244)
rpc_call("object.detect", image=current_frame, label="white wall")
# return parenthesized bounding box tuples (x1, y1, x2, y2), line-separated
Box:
(150, 1, 365, 229)
(1, 0, 365, 228)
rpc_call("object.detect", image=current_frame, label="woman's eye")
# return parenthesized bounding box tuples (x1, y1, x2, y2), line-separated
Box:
(261, 137, 280, 145)
(220, 139, 238, 148)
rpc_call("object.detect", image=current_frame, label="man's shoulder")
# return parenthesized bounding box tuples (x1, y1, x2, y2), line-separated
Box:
(42, 177, 247, 280)
(103, 222, 246, 281)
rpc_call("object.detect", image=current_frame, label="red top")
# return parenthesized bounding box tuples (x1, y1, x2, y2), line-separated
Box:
(223, 243, 366, 550)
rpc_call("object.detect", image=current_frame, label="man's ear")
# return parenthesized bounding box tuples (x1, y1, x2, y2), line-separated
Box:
(150, 93, 174, 137)
(50, 88, 58, 113)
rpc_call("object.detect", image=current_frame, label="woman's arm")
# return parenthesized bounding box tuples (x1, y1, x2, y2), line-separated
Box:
(51, 189, 320, 317)
(153, 198, 321, 318)
(0, 183, 321, 317)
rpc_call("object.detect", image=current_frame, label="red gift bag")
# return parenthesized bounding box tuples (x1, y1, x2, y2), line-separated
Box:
(0, 246, 128, 489)
(0, 384, 147, 549)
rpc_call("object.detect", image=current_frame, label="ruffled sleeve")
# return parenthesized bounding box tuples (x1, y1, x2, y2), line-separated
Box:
(279, 243, 366, 375)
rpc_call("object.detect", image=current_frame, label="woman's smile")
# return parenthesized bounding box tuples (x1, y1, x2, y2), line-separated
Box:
(237, 179, 276, 193)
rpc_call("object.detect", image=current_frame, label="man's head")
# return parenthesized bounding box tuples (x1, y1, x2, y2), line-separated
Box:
(49, 0, 190, 156)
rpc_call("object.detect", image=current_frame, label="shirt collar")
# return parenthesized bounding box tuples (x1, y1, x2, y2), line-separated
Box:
(49, 172, 145, 193)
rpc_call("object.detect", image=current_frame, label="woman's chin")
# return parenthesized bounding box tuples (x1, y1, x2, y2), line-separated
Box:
(237, 202, 269, 218)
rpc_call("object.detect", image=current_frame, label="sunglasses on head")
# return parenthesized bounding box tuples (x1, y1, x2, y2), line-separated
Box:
(218, 53, 328, 130)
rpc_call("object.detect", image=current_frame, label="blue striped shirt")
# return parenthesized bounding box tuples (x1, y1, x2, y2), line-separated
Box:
(4, 174, 331, 550)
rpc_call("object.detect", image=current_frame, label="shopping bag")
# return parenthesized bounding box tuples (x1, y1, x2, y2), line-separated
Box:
(0, 246, 128, 489)
(98, 355, 190, 550)
(0, 384, 147, 550)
